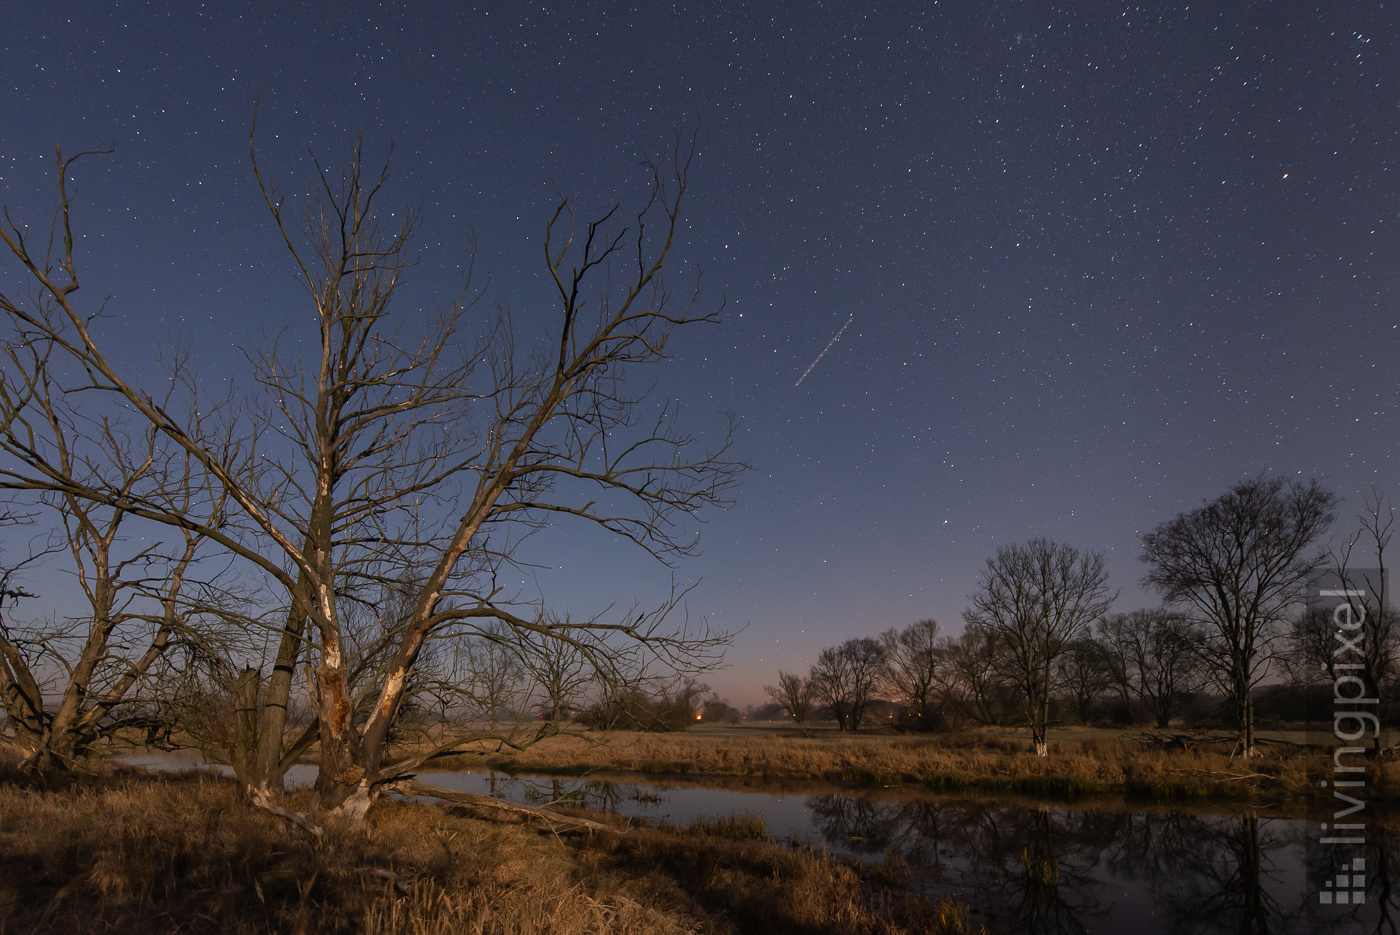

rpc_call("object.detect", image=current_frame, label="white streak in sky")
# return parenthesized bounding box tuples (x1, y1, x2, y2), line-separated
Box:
(794, 315, 854, 387)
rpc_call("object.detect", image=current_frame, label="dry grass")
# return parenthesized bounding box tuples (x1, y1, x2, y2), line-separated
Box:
(0, 759, 981, 935)
(448, 725, 1393, 808)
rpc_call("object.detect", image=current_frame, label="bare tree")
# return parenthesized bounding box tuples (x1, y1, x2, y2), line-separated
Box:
(1140, 477, 1335, 757)
(963, 538, 1114, 756)
(1055, 636, 1113, 725)
(763, 670, 817, 724)
(1290, 488, 1396, 756)
(700, 695, 738, 723)
(0, 129, 743, 819)
(1093, 611, 1138, 722)
(810, 637, 886, 732)
(583, 668, 708, 731)
(512, 613, 594, 725)
(449, 625, 527, 725)
(879, 618, 940, 730)
(933, 625, 1018, 728)
(1096, 609, 1203, 730)
(0, 332, 234, 770)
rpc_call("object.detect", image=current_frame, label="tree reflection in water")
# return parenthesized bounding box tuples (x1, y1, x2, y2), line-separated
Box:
(807, 795, 1106, 933)
(448, 772, 1400, 934)
(803, 795, 1397, 934)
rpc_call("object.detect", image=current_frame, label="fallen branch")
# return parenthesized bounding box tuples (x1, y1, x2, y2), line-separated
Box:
(362, 867, 410, 895)
(1166, 769, 1269, 782)
(387, 779, 616, 834)
(249, 785, 325, 840)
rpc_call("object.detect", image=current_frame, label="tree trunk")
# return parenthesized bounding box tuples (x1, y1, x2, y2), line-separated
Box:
(248, 601, 309, 794)
(1233, 676, 1257, 757)
(231, 667, 260, 784)
(313, 659, 375, 815)
(1031, 682, 1051, 757)
(1, 636, 47, 762)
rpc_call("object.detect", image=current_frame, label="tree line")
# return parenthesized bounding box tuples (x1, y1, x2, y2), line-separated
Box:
(767, 481, 1394, 758)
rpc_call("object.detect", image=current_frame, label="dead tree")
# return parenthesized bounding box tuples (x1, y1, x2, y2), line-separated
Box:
(0, 129, 742, 818)
(0, 332, 232, 770)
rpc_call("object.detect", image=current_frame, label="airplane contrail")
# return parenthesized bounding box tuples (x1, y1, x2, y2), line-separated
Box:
(794, 315, 854, 387)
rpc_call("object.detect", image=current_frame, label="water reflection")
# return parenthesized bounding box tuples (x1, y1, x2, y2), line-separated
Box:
(424, 770, 1400, 934)
(122, 753, 1399, 933)
(808, 795, 1107, 932)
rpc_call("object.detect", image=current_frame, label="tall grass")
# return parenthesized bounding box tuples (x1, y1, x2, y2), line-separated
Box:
(0, 759, 983, 934)
(462, 726, 1374, 806)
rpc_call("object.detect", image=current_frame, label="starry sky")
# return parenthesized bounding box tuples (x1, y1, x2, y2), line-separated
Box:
(3, 1, 1397, 705)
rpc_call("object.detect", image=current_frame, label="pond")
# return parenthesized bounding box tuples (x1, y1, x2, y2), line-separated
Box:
(120, 754, 1389, 934)
(413, 769, 1389, 935)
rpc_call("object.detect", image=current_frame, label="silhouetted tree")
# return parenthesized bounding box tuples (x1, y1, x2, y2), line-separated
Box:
(933, 624, 1019, 727)
(1141, 477, 1334, 756)
(964, 538, 1114, 756)
(810, 637, 886, 731)
(879, 618, 940, 729)
(1304, 488, 1396, 756)
(1095, 609, 1203, 729)
(1055, 636, 1113, 725)
(763, 670, 817, 724)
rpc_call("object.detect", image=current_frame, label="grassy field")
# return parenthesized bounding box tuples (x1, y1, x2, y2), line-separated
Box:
(0, 756, 981, 935)
(428, 723, 1394, 809)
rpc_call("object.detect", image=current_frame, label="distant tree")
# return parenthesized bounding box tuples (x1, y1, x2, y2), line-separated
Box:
(964, 538, 1114, 756)
(879, 618, 940, 729)
(449, 625, 526, 724)
(511, 613, 595, 726)
(1288, 488, 1396, 755)
(700, 696, 739, 723)
(744, 701, 787, 721)
(1096, 609, 1203, 729)
(934, 624, 1019, 727)
(1055, 637, 1114, 725)
(583, 671, 708, 732)
(1093, 612, 1138, 722)
(763, 670, 817, 724)
(810, 637, 886, 731)
(1141, 477, 1334, 757)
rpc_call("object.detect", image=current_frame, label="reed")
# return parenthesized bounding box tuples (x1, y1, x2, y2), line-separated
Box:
(452, 725, 1381, 806)
(0, 757, 982, 934)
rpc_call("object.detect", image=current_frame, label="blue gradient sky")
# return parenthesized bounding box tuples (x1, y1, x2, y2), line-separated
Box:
(3, 1, 1397, 704)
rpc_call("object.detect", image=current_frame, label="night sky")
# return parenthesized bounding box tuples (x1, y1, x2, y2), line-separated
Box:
(3, 2, 1397, 705)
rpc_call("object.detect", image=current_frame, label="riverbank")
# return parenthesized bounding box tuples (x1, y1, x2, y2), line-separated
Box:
(430, 725, 1395, 809)
(0, 758, 979, 934)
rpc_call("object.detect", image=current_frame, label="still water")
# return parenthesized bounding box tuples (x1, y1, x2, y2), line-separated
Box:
(121, 754, 1390, 934)
(414, 770, 1391, 935)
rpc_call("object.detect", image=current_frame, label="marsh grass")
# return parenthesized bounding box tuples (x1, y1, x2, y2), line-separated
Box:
(456, 725, 1384, 806)
(684, 811, 768, 840)
(0, 759, 981, 934)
